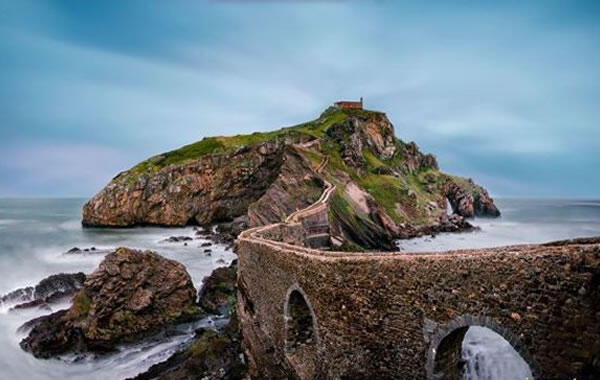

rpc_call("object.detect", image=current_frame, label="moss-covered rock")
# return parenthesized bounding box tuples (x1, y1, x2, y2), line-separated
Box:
(130, 311, 246, 380)
(198, 260, 237, 315)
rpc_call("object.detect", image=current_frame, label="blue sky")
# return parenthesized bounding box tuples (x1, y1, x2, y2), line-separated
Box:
(1, 1, 599, 198)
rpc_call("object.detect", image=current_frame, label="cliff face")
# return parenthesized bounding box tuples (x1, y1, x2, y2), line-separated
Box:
(83, 141, 287, 227)
(243, 144, 325, 229)
(83, 106, 500, 251)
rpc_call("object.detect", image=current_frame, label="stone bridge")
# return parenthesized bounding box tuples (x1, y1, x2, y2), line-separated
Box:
(236, 161, 600, 379)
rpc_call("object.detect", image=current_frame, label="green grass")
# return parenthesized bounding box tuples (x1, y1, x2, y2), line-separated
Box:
(322, 142, 415, 224)
(362, 149, 385, 171)
(321, 139, 446, 226)
(356, 174, 404, 222)
(290, 108, 348, 138)
(161, 137, 226, 166)
(328, 190, 369, 252)
(300, 149, 324, 169)
(113, 107, 376, 184)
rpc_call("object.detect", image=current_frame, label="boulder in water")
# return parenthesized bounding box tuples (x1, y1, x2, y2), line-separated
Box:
(198, 260, 237, 315)
(3, 272, 85, 312)
(129, 311, 245, 380)
(161, 236, 193, 243)
(20, 247, 200, 358)
(131, 261, 244, 380)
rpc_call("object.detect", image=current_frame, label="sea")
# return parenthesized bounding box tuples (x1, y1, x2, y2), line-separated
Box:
(0, 198, 599, 380)
(0, 198, 236, 380)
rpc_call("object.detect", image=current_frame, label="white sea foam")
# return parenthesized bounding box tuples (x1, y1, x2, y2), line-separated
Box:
(463, 327, 533, 380)
(58, 219, 82, 231)
(0, 198, 236, 379)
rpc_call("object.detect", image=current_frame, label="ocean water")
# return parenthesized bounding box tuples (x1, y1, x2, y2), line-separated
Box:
(0, 198, 236, 380)
(0, 198, 598, 379)
(399, 198, 600, 252)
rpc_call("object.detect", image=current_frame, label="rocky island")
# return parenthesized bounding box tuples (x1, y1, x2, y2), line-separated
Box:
(82, 106, 499, 251)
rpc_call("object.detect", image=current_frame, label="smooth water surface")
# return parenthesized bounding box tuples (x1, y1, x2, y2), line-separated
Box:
(399, 198, 600, 252)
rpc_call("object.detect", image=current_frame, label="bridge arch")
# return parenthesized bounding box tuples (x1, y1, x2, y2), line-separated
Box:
(426, 314, 536, 380)
(284, 284, 319, 352)
(283, 284, 321, 379)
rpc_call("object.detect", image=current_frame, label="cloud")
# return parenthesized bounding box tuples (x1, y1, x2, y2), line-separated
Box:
(0, 142, 134, 197)
(0, 1, 599, 197)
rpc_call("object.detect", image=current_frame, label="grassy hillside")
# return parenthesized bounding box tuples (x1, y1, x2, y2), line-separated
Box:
(115, 107, 361, 184)
(115, 106, 449, 226)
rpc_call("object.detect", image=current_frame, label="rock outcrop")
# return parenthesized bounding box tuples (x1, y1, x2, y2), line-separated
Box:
(20, 248, 199, 358)
(444, 178, 501, 218)
(131, 312, 245, 380)
(1, 272, 85, 312)
(83, 141, 287, 227)
(325, 112, 397, 168)
(198, 260, 237, 315)
(247, 148, 323, 228)
(131, 260, 244, 380)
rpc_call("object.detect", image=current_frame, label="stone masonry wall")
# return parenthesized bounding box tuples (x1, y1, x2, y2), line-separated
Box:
(236, 235, 600, 379)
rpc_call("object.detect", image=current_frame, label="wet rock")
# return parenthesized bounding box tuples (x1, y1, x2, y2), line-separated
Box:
(11, 299, 51, 312)
(33, 273, 86, 302)
(195, 227, 213, 237)
(132, 262, 242, 379)
(20, 248, 200, 358)
(161, 236, 193, 243)
(0, 287, 34, 309)
(64, 247, 110, 255)
(198, 260, 237, 315)
(17, 314, 52, 334)
(129, 311, 245, 380)
(4, 273, 85, 312)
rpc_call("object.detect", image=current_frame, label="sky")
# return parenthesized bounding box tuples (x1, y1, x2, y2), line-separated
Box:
(1, 0, 599, 198)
